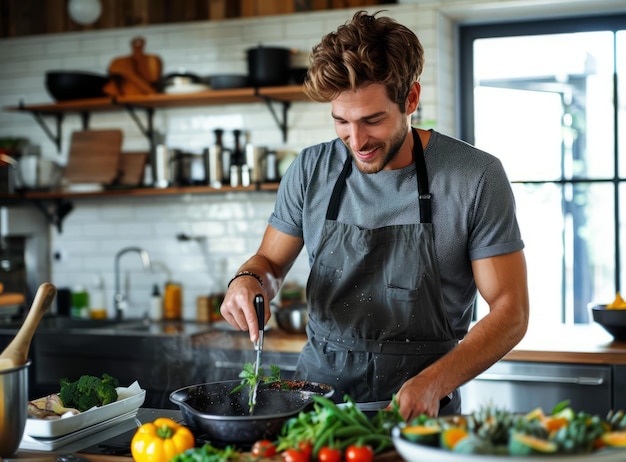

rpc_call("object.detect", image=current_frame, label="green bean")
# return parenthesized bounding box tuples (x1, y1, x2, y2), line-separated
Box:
(333, 425, 372, 438)
(313, 420, 343, 455)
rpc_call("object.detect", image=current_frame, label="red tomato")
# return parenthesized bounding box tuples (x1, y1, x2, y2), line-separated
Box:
(345, 444, 374, 462)
(282, 448, 310, 462)
(252, 439, 277, 458)
(297, 441, 313, 460)
(317, 446, 342, 462)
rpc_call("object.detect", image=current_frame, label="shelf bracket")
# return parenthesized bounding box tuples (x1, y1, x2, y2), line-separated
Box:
(122, 104, 155, 148)
(32, 198, 74, 233)
(30, 111, 64, 153)
(255, 91, 291, 143)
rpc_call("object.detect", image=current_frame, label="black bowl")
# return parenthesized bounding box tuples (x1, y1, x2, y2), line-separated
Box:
(45, 71, 109, 101)
(592, 305, 626, 341)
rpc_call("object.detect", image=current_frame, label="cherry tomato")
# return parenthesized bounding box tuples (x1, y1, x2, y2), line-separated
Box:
(297, 441, 313, 460)
(345, 444, 374, 462)
(282, 448, 311, 462)
(317, 446, 342, 462)
(252, 439, 277, 458)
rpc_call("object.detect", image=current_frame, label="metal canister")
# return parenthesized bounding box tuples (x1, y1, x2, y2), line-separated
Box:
(245, 144, 267, 183)
(265, 150, 278, 182)
(154, 145, 170, 188)
(203, 145, 222, 187)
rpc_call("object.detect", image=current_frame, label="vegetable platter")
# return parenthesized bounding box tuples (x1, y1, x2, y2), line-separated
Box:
(24, 381, 145, 438)
(392, 402, 626, 461)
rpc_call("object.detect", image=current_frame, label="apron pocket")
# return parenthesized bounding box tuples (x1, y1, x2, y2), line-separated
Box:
(307, 263, 342, 307)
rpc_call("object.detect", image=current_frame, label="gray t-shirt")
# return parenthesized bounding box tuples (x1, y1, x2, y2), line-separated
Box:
(269, 130, 524, 336)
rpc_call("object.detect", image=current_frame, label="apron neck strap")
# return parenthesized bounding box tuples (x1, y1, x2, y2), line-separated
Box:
(325, 128, 432, 223)
(412, 128, 432, 224)
(326, 154, 353, 220)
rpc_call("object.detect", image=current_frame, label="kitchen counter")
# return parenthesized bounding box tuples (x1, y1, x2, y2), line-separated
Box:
(191, 322, 626, 365)
(6, 316, 623, 364)
(503, 323, 626, 365)
(13, 408, 403, 461)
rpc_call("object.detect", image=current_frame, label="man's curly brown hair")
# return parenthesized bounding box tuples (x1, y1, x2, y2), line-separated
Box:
(303, 10, 424, 113)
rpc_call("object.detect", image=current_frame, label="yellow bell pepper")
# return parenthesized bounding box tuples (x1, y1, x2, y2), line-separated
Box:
(131, 417, 195, 462)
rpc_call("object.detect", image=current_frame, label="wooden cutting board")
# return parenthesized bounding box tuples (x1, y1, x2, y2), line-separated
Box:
(119, 151, 148, 186)
(104, 37, 162, 96)
(65, 130, 123, 185)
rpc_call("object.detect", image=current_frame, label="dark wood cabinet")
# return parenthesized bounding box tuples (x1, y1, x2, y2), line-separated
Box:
(0, 0, 395, 38)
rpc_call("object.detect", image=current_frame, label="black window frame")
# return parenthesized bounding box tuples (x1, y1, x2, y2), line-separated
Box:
(458, 13, 626, 317)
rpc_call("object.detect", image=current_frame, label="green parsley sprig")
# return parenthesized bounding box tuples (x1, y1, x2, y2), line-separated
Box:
(229, 362, 281, 412)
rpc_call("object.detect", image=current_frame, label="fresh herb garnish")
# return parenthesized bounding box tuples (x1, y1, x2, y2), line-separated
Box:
(229, 362, 281, 412)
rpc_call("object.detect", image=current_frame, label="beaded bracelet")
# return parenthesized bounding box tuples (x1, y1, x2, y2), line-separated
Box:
(227, 270, 264, 288)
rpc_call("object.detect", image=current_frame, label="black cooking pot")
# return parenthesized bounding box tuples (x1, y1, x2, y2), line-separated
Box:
(169, 379, 334, 444)
(247, 46, 291, 87)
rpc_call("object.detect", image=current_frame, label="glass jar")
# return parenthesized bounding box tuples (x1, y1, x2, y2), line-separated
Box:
(163, 282, 182, 320)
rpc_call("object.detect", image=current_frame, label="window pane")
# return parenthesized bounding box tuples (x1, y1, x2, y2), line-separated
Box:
(474, 32, 615, 181)
(472, 30, 618, 326)
(619, 31, 626, 178)
(620, 183, 626, 293)
(475, 87, 563, 180)
(475, 182, 616, 323)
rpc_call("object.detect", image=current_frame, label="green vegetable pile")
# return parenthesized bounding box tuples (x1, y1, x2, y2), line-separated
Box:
(59, 373, 120, 412)
(170, 443, 239, 462)
(277, 395, 404, 458)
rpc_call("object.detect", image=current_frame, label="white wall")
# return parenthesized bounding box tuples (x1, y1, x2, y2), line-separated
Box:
(1, 1, 624, 319)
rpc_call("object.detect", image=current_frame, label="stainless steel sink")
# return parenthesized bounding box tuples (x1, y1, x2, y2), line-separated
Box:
(0, 316, 213, 337)
(53, 318, 121, 329)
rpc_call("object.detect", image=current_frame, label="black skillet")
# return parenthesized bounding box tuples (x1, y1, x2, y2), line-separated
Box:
(169, 379, 334, 445)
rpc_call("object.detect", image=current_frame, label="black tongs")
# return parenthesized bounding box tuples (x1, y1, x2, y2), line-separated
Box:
(251, 294, 265, 408)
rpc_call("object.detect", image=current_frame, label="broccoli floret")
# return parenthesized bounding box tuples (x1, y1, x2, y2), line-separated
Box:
(58, 374, 120, 412)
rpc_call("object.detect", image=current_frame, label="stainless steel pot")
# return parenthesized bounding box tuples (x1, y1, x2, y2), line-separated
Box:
(273, 303, 308, 334)
(169, 379, 334, 445)
(0, 360, 31, 457)
(16, 152, 63, 190)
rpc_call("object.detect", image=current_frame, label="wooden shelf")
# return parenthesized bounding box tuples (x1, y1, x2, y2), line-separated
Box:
(4, 84, 309, 149)
(2, 86, 299, 231)
(0, 182, 280, 201)
(4, 85, 309, 113)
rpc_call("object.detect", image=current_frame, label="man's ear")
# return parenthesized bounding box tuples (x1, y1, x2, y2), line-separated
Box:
(406, 82, 421, 115)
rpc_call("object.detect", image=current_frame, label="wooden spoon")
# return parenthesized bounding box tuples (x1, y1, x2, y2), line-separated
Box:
(0, 282, 56, 371)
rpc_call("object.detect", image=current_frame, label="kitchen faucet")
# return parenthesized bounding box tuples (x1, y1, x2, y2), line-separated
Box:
(114, 247, 152, 321)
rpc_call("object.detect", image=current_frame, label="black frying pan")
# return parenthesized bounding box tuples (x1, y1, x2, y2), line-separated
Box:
(169, 379, 334, 444)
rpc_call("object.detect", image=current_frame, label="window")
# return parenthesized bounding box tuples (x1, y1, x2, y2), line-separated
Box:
(459, 15, 626, 325)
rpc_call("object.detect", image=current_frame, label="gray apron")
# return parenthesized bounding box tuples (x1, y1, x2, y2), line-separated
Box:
(295, 128, 460, 413)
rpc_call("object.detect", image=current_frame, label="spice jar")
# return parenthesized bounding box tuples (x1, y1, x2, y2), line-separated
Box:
(163, 282, 182, 320)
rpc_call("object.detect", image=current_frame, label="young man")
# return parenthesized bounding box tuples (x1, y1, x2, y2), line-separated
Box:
(221, 10, 529, 420)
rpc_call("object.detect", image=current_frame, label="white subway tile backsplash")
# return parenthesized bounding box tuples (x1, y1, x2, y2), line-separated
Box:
(0, 2, 467, 319)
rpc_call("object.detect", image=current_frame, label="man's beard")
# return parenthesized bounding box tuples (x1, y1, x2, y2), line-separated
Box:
(350, 120, 410, 174)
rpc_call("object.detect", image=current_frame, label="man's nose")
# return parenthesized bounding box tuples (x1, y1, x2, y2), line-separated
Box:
(348, 124, 368, 151)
